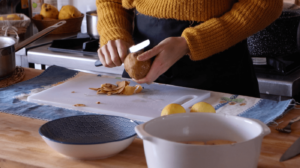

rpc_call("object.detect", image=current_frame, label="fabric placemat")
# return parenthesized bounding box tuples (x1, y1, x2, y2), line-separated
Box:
(0, 65, 295, 124)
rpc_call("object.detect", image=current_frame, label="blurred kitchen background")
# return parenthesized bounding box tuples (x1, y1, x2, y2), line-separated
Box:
(1, 0, 300, 102)
(0, 0, 97, 34)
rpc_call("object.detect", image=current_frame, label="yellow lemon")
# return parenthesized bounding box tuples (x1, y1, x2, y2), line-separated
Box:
(161, 103, 186, 116)
(190, 102, 216, 113)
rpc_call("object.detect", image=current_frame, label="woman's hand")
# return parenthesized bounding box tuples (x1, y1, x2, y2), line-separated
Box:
(134, 37, 189, 84)
(97, 39, 131, 67)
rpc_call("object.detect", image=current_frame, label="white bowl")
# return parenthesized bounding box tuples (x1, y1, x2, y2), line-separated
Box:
(39, 115, 137, 160)
(135, 113, 270, 168)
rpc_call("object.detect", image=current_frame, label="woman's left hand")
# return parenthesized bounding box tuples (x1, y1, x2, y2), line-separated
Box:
(134, 37, 190, 84)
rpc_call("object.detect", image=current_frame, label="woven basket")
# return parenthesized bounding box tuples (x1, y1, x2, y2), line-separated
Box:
(0, 13, 31, 35)
(32, 14, 84, 34)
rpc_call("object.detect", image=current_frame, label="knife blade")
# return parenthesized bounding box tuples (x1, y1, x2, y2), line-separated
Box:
(94, 39, 150, 67)
(280, 136, 300, 162)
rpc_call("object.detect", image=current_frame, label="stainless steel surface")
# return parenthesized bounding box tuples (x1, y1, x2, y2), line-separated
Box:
(27, 44, 124, 75)
(86, 11, 99, 39)
(252, 57, 267, 65)
(0, 21, 65, 78)
(0, 36, 16, 78)
(0, 36, 15, 49)
(256, 68, 300, 97)
(14, 29, 78, 67)
(280, 136, 300, 162)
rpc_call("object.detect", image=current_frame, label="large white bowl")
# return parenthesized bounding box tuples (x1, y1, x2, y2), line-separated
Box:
(135, 113, 270, 168)
(39, 115, 137, 160)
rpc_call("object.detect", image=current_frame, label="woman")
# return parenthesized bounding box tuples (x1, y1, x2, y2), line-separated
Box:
(96, 0, 283, 98)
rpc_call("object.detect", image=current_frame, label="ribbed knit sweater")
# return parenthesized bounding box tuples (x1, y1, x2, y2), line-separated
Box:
(96, 0, 283, 61)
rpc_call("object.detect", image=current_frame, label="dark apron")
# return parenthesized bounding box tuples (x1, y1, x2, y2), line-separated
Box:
(122, 10, 260, 98)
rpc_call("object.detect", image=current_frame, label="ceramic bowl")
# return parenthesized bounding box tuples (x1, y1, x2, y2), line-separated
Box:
(135, 113, 270, 168)
(39, 115, 137, 160)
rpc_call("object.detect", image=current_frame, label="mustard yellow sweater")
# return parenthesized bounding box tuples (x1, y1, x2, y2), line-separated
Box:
(96, 0, 283, 61)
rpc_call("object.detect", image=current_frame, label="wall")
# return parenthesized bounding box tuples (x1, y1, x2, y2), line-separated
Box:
(284, 0, 300, 5)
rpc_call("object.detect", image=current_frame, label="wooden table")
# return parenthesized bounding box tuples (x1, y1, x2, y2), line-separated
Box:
(0, 68, 300, 168)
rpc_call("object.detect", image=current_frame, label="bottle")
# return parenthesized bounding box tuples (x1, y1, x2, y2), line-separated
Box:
(31, 0, 44, 16)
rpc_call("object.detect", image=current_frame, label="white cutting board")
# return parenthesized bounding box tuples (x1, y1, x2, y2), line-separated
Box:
(27, 75, 210, 122)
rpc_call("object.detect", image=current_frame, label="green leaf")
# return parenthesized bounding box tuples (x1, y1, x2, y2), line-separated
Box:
(221, 97, 232, 102)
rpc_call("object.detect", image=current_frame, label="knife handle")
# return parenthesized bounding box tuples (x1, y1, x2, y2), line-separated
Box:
(95, 60, 103, 67)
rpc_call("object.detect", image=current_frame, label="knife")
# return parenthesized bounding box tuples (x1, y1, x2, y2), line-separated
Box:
(94, 39, 150, 67)
(280, 136, 300, 162)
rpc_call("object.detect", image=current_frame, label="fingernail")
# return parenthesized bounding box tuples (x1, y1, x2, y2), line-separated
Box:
(137, 56, 142, 61)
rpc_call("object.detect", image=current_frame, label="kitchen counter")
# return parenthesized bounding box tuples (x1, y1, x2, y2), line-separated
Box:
(0, 68, 299, 168)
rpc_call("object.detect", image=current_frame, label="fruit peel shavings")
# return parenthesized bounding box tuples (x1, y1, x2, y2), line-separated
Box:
(89, 81, 143, 96)
(74, 104, 86, 107)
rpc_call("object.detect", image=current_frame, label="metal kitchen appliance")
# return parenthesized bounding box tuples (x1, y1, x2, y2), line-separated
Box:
(0, 21, 65, 78)
(86, 10, 99, 39)
(247, 8, 300, 101)
(248, 9, 300, 75)
(48, 33, 99, 56)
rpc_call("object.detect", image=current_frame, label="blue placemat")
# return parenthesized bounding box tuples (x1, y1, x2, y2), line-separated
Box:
(0, 65, 295, 124)
(0, 66, 93, 121)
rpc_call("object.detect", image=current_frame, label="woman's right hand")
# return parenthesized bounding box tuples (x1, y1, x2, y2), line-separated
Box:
(97, 39, 131, 67)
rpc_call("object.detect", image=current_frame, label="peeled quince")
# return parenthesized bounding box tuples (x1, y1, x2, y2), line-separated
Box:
(124, 50, 152, 80)
(58, 5, 81, 20)
(40, 3, 59, 19)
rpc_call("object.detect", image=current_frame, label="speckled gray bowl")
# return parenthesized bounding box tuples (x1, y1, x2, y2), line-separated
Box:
(39, 115, 137, 160)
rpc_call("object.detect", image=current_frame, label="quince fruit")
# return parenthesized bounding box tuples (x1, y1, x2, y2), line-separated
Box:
(40, 3, 59, 19)
(161, 103, 186, 116)
(32, 14, 43, 20)
(190, 102, 216, 113)
(58, 5, 81, 20)
(6, 14, 21, 20)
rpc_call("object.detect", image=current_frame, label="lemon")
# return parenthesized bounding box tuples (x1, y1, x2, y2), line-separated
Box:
(190, 102, 216, 113)
(161, 103, 186, 116)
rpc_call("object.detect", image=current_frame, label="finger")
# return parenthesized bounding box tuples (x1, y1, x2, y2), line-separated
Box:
(133, 77, 154, 85)
(116, 39, 128, 62)
(98, 48, 106, 67)
(137, 44, 163, 61)
(108, 41, 122, 66)
(102, 45, 113, 67)
(134, 65, 162, 84)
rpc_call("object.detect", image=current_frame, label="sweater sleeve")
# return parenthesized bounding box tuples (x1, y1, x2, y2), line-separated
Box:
(181, 0, 283, 61)
(96, 0, 134, 47)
